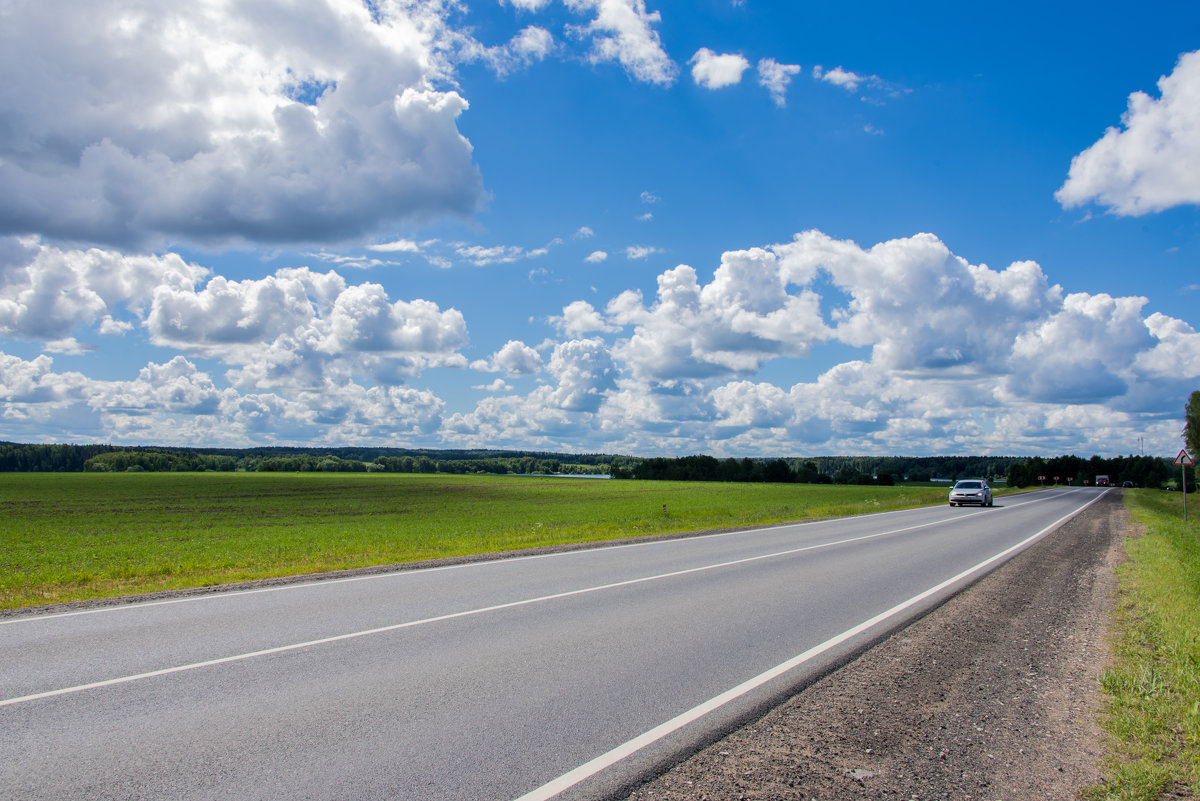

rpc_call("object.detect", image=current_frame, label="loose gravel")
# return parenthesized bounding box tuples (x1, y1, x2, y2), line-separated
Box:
(623, 491, 1126, 801)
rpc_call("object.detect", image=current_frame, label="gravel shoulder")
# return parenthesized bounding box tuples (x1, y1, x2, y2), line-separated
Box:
(624, 491, 1126, 801)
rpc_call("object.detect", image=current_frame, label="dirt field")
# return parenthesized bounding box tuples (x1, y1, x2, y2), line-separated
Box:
(623, 491, 1125, 801)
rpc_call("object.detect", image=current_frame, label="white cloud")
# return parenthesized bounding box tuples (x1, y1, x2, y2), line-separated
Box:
(504, 0, 554, 11)
(441, 230, 1197, 456)
(141, 265, 468, 390)
(455, 239, 559, 265)
(551, 300, 619, 336)
(690, 48, 751, 90)
(101, 356, 225, 415)
(608, 249, 830, 381)
(1057, 49, 1200, 215)
(547, 338, 616, 411)
(625, 245, 662, 259)
(455, 245, 527, 265)
(814, 65, 867, 91)
(0, 240, 207, 342)
(1, 348, 450, 447)
(564, 0, 678, 85)
(585, 250, 609, 263)
(467, 25, 556, 76)
(0, 0, 484, 248)
(474, 378, 513, 393)
(511, 26, 556, 61)
(473, 340, 544, 376)
(3, 228, 1196, 457)
(757, 58, 802, 107)
(367, 239, 422, 253)
(774, 231, 1062, 374)
(640, 191, 660, 204)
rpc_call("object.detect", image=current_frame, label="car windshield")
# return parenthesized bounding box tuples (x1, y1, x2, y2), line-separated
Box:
(955, 481, 983, 489)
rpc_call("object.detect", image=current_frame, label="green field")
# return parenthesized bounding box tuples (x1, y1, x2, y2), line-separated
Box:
(0, 472, 952, 609)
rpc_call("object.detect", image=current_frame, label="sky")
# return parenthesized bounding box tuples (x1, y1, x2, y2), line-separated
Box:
(1, 0, 1199, 459)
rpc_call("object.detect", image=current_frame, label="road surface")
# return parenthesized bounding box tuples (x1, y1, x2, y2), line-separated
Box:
(1, 487, 1106, 801)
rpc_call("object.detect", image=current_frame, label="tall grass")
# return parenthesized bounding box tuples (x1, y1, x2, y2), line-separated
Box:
(1085, 490, 1200, 799)
(0, 472, 950, 609)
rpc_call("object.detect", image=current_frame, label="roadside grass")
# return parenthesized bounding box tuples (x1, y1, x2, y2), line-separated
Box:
(0, 472, 954, 609)
(1084, 490, 1200, 800)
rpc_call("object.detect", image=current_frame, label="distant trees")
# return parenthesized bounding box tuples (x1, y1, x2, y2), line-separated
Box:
(2, 440, 1185, 490)
(83, 451, 237, 472)
(1185, 391, 1200, 489)
(0, 442, 621, 476)
(1005, 454, 1172, 489)
(0, 442, 118, 471)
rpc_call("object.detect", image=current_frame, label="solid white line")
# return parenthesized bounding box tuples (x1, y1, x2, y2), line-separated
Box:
(510, 490, 1105, 801)
(0, 506, 992, 707)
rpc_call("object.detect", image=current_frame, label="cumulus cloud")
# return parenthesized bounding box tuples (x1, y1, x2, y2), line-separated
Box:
(0, 239, 207, 342)
(757, 58, 802, 107)
(773, 231, 1062, 374)
(585, 250, 609, 263)
(690, 49, 750, 89)
(0, 243, 475, 395)
(608, 248, 830, 381)
(546, 338, 616, 411)
(142, 267, 468, 389)
(551, 300, 619, 336)
(0, 0, 484, 249)
(564, 0, 677, 85)
(441, 230, 1197, 456)
(4, 227, 1196, 457)
(1057, 49, 1200, 215)
(472, 340, 544, 376)
(1, 348, 449, 447)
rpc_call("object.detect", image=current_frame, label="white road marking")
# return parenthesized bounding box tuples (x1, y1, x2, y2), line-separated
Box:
(511, 490, 1105, 801)
(1, 489, 1069, 627)
(2, 505, 997, 707)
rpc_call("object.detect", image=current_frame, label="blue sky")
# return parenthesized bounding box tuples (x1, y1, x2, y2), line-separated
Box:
(1, 0, 1198, 458)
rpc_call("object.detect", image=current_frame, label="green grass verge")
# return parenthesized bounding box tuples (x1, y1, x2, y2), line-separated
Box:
(0, 472, 954, 609)
(1084, 490, 1200, 799)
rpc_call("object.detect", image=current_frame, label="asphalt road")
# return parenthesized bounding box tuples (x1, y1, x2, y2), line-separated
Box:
(1, 487, 1107, 801)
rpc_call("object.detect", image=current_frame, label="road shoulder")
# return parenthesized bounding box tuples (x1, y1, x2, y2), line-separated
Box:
(624, 491, 1125, 800)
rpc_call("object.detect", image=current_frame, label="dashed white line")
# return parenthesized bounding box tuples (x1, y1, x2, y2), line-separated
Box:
(2, 507, 989, 707)
(510, 490, 1105, 801)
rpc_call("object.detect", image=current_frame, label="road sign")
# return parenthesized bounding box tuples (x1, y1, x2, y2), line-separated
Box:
(1177, 450, 1192, 523)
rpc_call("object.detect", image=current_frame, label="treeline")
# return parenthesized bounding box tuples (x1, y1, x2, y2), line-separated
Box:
(1005, 454, 1176, 489)
(0, 442, 630, 476)
(626, 456, 839, 483)
(0, 442, 121, 472)
(622, 454, 1022, 484)
(0, 442, 1182, 488)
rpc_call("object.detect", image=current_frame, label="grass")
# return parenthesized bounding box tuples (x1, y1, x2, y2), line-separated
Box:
(1084, 490, 1200, 800)
(0, 472, 953, 609)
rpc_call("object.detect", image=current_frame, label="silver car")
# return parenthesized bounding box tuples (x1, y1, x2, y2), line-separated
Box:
(949, 479, 993, 507)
